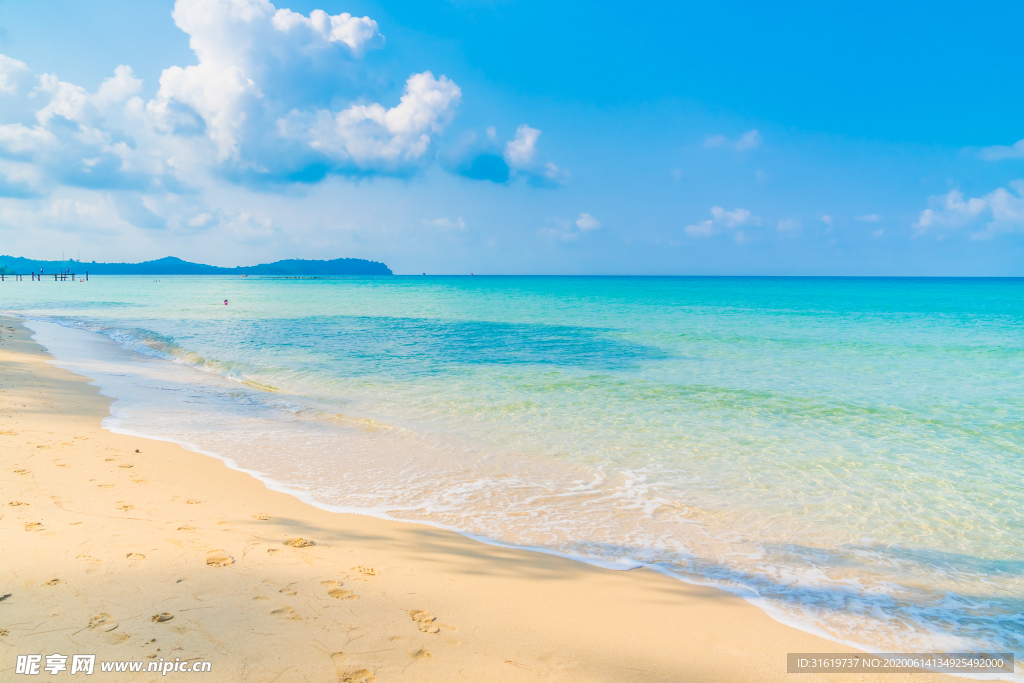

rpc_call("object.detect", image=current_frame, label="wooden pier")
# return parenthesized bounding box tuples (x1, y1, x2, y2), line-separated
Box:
(0, 272, 88, 282)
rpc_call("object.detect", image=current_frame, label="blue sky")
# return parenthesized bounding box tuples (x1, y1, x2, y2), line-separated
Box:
(0, 0, 1022, 274)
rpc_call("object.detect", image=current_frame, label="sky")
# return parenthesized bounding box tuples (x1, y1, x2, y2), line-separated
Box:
(0, 0, 1022, 275)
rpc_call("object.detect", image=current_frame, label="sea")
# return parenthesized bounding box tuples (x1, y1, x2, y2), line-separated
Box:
(3, 275, 1021, 663)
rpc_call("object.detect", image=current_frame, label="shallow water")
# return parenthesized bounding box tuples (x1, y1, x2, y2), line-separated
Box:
(4, 275, 1022, 660)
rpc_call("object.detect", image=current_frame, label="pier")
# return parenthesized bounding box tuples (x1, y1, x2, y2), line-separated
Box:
(0, 271, 88, 282)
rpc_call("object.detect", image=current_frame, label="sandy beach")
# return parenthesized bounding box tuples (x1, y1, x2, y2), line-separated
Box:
(0, 315, 975, 682)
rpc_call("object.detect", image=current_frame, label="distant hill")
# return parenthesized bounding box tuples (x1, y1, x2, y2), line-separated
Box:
(0, 256, 392, 276)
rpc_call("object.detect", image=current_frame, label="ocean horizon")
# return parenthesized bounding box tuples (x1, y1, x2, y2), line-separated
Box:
(4, 274, 1021, 659)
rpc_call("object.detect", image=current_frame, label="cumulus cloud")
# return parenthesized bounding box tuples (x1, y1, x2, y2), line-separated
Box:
(279, 71, 461, 170)
(821, 215, 833, 226)
(913, 183, 1024, 239)
(504, 124, 540, 168)
(0, 54, 33, 101)
(979, 138, 1024, 161)
(0, 0, 575, 246)
(704, 129, 761, 151)
(685, 206, 760, 239)
(424, 216, 465, 230)
(540, 213, 601, 241)
(0, 0, 469, 206)
(444, 123, 564, 186)
(575, 212, 600, 231)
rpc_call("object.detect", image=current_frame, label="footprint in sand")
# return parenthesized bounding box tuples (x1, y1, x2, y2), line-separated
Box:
(45, 579, 61, 586)
(279, 588, 297, 596)
(206, 551, 234, 568)
(126, 553, 146, 560)
(77, 555, 104, 574)
(98, 484, 114, 489)
(8, 501, 28, 506)
(88, 613, 118, 632)
(283, 538, 315, 548)
(13, 469, 28, 475)
(116, 503, 134, 511)
(131, 478, 148, 484)
(253, 513, 270, 520)
(0, 628, 8, 637)
(409, 648, 433, 661)
(354, 566, 377, 576)
(151, 613, 174, 623)
(118, 464, 133, 469)
(266, 548, 281, 555)
(106, 633, 131, 645)
(185, 499, 201, 505)
(322, 580, 356, 600)
(340, 669, 375, 683)
(24, 522, 43, 531)
(409, 610, 440, 634)
(270, 606, 301, 620)
(176, 526, 195, 532)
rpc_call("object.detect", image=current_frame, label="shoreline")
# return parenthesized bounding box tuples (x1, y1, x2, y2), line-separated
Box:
(0, 315, 980, 682)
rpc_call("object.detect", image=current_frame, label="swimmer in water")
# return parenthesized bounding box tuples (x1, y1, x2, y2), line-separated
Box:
(224, 299, 228, 305)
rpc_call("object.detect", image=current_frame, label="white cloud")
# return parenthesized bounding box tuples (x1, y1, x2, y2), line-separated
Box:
(575, 212, 600, 231)
(270, 8, 383, 53)
(856, 214, 881, 222)
(0, 54, 32, 95)
(0, 124, 57, 156)
(541, 213, 600, 241)
(735, 129, 762, 151)
(424, 216, 466, 230)
(777, 217, 799, 234)
(711, 206, 758, 228)
(504, 124, 540, 169)
(480, 123, 565, 185)
(983, 182, 1024, 238)
(93, 66, 145, 112)
(0, 0, 464, 200)
(913, 188, 987, 233)
(704, 129, 761, 151)
(979, 138, 1024, 161)
(188, 212, 214, 228)
(282, 70, 461, 167)
(913, 183, 1024, 239)
(685, 205, 760, 237)
(821, 215, 833, 226)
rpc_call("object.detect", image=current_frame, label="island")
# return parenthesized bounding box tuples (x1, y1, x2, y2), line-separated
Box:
(0, 255, 392, 276)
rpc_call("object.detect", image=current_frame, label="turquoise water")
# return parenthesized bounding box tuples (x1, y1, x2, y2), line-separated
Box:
(4, 276, 1023, 660)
